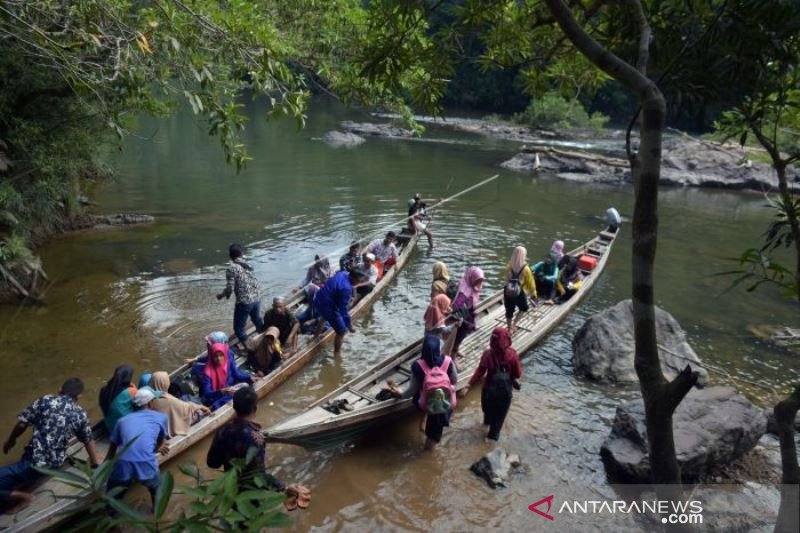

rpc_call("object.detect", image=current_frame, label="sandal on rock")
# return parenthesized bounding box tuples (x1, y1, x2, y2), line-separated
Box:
(284, 494, 298, 512)
(297, 493, 311, 509)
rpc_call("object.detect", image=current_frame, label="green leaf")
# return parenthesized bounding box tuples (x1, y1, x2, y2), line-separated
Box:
(33, 466, 90, 488)
(105, 494, 149, 523)
(179, 462, 201, 482)
(154, 471, 174, 520)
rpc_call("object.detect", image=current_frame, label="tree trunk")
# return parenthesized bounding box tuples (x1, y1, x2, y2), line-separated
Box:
(774, 385, 800, 533)
(544, 0, 699, 495)
(774, 164, 800, 303)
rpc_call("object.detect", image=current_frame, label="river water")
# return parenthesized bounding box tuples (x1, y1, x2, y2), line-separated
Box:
(0, 99, 797, 531)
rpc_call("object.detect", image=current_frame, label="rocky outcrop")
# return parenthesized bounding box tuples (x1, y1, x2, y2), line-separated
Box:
(321, 130, 366, 147)
(340, 121, 413, 138)
(469, 448, 523, 489)
(572, 300, 709, 385)
(68, 213, 155, 230)
(600, 386, 767, 483)
(502, 136, 799, 192)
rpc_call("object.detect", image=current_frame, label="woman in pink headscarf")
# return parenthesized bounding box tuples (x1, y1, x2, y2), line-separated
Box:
(195, 337, 253, 411)
(550, 240, 565, 261)
(449, 266, 485, 360)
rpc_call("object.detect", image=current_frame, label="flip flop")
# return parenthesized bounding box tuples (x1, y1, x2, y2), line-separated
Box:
(284, 494, 298, 512)
(297, 493, 311, 509)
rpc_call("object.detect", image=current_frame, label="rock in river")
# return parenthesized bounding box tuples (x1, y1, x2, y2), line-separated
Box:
(340, 120, 413, 138)
(600, 386, 767, 483)
(470, 448, 523, 489)
(572, 300, 709, 385)
(321, 130, 366, 147)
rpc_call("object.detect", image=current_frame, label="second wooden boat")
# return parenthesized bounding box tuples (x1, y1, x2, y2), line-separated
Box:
(0, 225, 424, 533)
(264, 221, 619, 449)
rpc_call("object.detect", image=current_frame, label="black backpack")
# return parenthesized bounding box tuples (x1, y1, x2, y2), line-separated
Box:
(486, 355, 513, 403)
(504, 266, 524, 299)
(445, 279, 459, 301)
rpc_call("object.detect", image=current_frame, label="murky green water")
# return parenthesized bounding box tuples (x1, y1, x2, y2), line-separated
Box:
(0, 99, 796, 530)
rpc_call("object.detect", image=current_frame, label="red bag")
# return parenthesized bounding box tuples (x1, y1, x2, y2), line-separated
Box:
(578, 255, 598, 271)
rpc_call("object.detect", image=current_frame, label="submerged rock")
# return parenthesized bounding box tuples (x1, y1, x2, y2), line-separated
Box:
(90, 214, 155, 226)
(600, 386, 767, 483)
(572, 300, 709, 385)
(321, 130, 366, 147)
(469, 448, 522, 489)
(340, 121, 413, 138)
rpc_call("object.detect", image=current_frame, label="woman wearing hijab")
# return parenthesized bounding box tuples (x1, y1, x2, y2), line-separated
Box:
(299, 255, 332, 289)
(503, 246, 538, 334)
(247, 327, 283, 377)
(432, 260, 457, 300)
(463, 327, 522, 441)
(195, 338, 253, 411)
(388, 334, 458, 451)
(550, 240, 565, 261)
(150, 371, 210, 437)
(449, 266, 486, 359)
(98, 365, 137, 433)
(424, 280, 453, 337)
(556, 255, 583, 303)
(532, 253, 560, 304)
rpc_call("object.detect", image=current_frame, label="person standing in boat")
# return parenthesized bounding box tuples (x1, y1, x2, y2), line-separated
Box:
(1, 378, 99, 514)
(461, 327, 522, 442)
(105, 387, 169, 508)
(262, 297, 299, 352)
(298, 255, 331, 290)
(338, 241, 363, 272)
(503, 246, 537, 334)
(424, 280, 454, 338)
(98, 365, 137, 433)
(216, 244, 264, 344)
(367, 231, 398, 271)
(313, 269, 369, 357)
(449, 266, 486, 360)
(194, 338, 254, 410)
(432, 260, 458, 300)
(388, 334, 457, 451)
(408, 194, 434, 248)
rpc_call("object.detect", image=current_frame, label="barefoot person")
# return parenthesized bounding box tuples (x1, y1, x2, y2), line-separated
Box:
(314, 269, 369, 356)
(1, 378, 99, 514)
(217, 244, 264, 343)
(503, 246, 537, 334)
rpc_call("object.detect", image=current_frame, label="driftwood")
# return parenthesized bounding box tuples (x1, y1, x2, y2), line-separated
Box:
(0, 260, 46, 304)
(521, 145, 630, 168)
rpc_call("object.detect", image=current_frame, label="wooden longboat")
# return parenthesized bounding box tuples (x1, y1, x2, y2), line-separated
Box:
(263, 224, 619, 449)
(0, 227, 423, 532)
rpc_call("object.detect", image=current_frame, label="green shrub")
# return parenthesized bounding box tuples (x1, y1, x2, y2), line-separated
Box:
(514, 93, 609, 131)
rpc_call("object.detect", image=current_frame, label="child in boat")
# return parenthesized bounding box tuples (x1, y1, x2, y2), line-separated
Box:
(388, 334, 457, 451)
(532, 253, 559, 304)
(149, 371, 210, 437)
(556, 255, 583, 303)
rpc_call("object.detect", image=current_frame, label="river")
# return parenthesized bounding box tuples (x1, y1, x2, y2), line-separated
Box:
(0, 99, 796, 530)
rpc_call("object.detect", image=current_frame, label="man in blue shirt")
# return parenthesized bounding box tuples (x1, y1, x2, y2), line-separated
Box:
(105, 387, 169, 507)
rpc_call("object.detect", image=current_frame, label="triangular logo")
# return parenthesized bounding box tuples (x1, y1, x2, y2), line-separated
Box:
(528, 495, 555, 521)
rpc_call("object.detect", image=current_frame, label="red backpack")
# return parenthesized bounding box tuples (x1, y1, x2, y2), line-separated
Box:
(417, 357, 457, 414)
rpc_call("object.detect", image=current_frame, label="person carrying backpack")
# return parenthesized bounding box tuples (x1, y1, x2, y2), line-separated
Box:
(388, 334, 457, 451)
(462, 327, 522, 442)
(503, 247, 537, 334)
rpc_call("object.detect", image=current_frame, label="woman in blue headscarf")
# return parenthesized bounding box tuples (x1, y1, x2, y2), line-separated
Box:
(389, 334, 458, 451)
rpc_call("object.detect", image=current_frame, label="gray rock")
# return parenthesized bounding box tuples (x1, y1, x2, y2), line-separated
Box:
(340, 121, 413, 138)
(572, 299, 709, 385)
(600, 386, 767, 483)
(469, 448, 522, 489)
(91, 214, 155, 226)
(321, 130, 365, 147)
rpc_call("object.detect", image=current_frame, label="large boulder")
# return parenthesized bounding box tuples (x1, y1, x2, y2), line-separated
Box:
(321, 130, 365, 147)
(340, 121, 413, 138)
(572, 299, 709, 385)
(600, 386, 767, 483)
